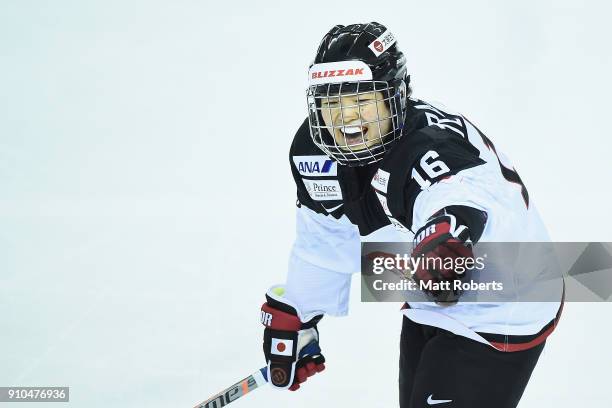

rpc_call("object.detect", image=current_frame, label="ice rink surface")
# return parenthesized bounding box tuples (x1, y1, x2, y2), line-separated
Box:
(1, 0, 611, 407)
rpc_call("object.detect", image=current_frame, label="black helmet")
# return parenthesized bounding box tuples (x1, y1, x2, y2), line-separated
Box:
(306, 22, 410, 166)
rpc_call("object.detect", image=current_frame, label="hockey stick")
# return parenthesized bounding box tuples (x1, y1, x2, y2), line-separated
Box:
(193, 341, 322, 407)
(192, 367, 268, 408)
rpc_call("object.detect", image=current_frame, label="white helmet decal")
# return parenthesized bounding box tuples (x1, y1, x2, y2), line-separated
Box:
(368, 29, 396, 57)
(308, 61, 373, 86)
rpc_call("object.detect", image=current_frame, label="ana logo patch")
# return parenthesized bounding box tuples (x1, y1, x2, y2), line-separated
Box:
(368, 30, 396, 57)
(302, 179, 342, 201)
(293, 155, 337, 176)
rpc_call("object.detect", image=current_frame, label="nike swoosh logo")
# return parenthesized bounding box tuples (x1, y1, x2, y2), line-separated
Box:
(427, 394, 452, 405)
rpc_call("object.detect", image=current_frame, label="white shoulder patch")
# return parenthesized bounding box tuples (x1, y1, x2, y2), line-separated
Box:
(368, 30, 396, 57)
(303, 179, 342, 201)
(308, 61, 373, 86)
(293, 155, 337, 177)
(371, 169, 390, 193)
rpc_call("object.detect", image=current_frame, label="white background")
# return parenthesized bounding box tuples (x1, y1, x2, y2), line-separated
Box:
(1, 0, 611, 407)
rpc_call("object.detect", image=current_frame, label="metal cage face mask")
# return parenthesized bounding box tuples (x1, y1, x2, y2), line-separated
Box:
(306, 61, 406, 167)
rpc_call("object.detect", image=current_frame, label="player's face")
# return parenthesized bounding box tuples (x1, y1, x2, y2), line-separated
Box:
(320, 91, 393, 152)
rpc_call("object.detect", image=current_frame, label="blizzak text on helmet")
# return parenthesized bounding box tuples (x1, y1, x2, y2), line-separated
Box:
(311, 68, 365, 79)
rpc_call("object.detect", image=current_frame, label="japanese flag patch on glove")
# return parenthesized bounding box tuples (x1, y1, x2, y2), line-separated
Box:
(260, 286, 325, 391)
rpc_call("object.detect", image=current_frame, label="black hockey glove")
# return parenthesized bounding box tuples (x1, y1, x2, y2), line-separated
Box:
(411, 208, 484, 303)
(260, 286, 325, 391)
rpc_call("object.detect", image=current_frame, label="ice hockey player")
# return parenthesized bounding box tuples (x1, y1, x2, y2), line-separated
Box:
(259, 22, 563, 408)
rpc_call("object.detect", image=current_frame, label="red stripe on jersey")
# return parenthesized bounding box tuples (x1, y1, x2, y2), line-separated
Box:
(485, 285, 565, 352)
(489, 324, 556, 352)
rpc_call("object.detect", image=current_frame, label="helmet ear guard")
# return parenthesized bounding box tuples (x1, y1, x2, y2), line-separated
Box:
(390, 78, 408, 131)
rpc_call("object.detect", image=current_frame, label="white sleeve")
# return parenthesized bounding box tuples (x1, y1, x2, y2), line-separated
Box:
(284, 205, 361, 317)
(411, 163, 550, 241)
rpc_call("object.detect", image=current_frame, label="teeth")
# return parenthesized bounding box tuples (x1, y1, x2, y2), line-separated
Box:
(342, 126, 363, 135)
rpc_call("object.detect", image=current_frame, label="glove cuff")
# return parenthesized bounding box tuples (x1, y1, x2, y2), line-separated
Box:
(264, 285, 324, 325)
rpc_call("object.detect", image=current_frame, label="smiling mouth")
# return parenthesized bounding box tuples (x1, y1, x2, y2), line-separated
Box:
(339, 125, 369, 147)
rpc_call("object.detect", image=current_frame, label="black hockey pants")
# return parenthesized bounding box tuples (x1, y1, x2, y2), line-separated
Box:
(399, 316, 545, 408)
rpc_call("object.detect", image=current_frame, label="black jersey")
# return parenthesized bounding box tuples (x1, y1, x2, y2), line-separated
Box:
(289, 98, 486, 236)
(286, 98, 561, 346)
